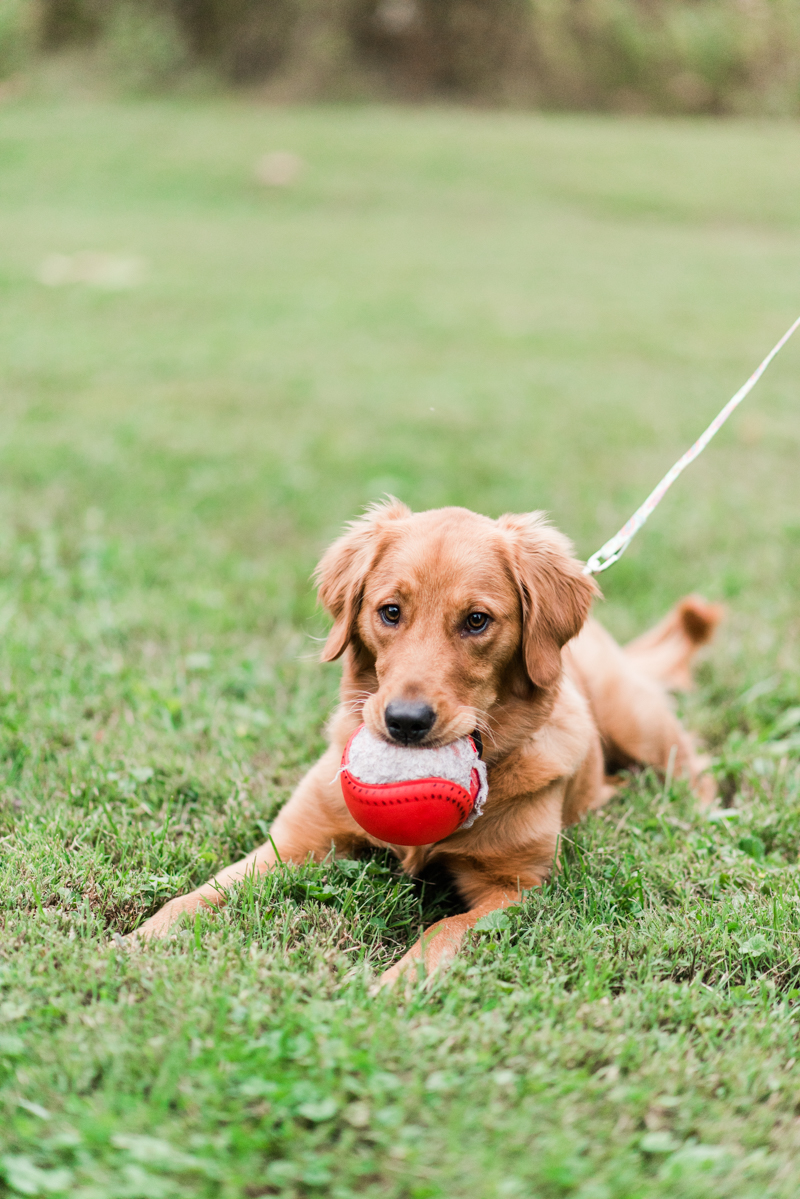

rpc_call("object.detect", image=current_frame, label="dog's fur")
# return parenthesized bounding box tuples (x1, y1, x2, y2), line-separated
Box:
(133, 502, 721, 982)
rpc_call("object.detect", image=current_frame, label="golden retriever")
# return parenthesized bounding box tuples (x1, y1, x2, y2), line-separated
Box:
(132, 501, 720, 983)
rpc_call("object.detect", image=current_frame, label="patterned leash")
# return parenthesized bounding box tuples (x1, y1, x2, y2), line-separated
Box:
(584, 316, 800, 576)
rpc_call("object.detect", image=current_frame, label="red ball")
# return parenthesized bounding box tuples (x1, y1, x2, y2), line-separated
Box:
(339, 728, 481, 846)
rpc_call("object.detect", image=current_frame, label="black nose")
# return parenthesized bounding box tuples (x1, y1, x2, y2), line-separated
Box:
(384, 700, 436, 745)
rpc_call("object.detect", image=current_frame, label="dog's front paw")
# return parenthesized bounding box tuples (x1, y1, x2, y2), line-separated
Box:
(377, 953, 417, 990)
(377, 924, 458, 990)
(123, 913, 173, 945)
(124, 895, 202, 944)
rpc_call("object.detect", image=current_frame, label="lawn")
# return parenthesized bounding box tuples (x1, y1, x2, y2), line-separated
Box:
(0, 96, 800, 1198)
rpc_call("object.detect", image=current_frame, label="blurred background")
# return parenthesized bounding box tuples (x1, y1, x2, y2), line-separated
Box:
(3, 0, 800, 114)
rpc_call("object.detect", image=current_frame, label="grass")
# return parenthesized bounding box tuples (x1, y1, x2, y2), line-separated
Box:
(0, 97, 799, 1197)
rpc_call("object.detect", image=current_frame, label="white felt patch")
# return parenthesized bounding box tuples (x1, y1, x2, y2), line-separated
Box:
(343, 725, 488, 829)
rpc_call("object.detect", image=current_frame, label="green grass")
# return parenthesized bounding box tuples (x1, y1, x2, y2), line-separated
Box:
(0, 98, 800, 1198)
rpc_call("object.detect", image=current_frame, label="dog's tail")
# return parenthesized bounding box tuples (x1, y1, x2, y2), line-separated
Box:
(624, 595, 723, 691)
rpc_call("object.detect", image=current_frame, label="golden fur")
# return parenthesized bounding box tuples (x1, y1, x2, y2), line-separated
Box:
(133, 501, 721, 983)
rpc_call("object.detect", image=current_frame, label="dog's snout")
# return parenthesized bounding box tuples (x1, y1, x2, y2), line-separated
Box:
(384, 700, 436, 745)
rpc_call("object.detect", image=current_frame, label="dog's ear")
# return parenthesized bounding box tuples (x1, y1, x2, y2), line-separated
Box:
(314, 498, 410, 662)
(498, 512, 600, 689)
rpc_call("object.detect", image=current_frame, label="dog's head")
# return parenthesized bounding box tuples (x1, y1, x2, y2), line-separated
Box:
(315, 500, 599, 749)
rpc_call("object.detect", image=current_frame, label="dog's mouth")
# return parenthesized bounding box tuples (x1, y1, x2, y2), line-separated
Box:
(372, 723, 484, 757)
(360, 693, 485, 755)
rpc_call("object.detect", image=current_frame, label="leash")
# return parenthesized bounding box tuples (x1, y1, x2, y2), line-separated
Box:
(584, 315, 800, 576)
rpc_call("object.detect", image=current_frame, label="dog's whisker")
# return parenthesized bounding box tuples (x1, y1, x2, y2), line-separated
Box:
(461, 708, 499, 749)
(342, 691, 375, 707)
(341, 691, 376, 717)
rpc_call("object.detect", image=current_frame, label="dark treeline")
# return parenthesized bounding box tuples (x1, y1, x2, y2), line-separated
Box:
(8, 0, 800, 113)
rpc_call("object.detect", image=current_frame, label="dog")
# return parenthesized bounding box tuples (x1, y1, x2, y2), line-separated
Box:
(132, 501, 720, 983)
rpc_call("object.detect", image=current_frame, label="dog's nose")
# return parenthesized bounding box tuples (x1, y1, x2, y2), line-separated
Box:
(384, 700, 436, 745)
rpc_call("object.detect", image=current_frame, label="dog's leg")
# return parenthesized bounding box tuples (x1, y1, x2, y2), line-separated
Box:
(379, 887, 519, 988)
(129, 747, 362, 941)
(566, 617, 715, 802)
(561, 728, 606, 824)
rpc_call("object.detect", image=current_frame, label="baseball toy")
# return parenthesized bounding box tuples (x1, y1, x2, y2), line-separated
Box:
(339, 724, 488, 846)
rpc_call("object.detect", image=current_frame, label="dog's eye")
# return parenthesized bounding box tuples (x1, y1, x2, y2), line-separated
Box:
(465, 612, 490, 633)
(379, 604, 401, 626)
